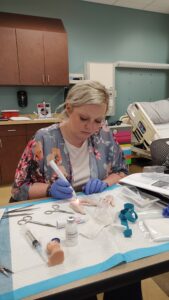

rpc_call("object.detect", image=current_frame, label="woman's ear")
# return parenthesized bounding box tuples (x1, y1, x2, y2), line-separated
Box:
(65, 103, 73, 116)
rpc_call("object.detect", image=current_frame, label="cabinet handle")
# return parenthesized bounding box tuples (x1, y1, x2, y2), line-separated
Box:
(42, 74, 45, 84)
(47, 75, 50, 83)
(0, 138, 2, 148)
(7, 129, 16, 132)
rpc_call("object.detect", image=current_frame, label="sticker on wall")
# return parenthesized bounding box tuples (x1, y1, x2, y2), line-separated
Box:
(37, 102, 51, 119)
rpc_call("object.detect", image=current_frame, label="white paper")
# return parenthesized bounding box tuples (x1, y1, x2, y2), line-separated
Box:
(143, 218, 169, 242)
(120, 172, 169, 197)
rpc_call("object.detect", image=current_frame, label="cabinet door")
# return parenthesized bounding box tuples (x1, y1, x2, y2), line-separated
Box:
(26, 123, 54, 142)
(0, 126, 27, 185)
(44, 31, 69, 86)
(0, 27, 19, 85)
(17, 29, 45, 85)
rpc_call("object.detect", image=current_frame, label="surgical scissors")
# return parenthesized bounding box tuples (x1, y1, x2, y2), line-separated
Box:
(44, 204, 74, 215)
(17, 215, 56, 228)
(3, 205, 39, 219)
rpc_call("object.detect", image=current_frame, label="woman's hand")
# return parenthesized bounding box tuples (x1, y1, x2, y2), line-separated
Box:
(104, 172, 126, 186)
(83, 178, 108, 195)
(49, 178, 73, 199)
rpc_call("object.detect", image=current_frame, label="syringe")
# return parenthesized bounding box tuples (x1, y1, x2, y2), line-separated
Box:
(25, 229, 47, 263)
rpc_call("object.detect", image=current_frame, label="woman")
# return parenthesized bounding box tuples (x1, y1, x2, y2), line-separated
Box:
(11, 80, 128, 201)
(10, 80, 142, 300)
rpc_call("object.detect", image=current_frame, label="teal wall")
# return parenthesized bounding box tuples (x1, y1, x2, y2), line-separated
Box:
(0, 0, 169, 121)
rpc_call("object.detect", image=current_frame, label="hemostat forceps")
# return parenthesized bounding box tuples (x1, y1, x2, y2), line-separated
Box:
(44, 204, 74, 215)
(17, 215, 56, 228)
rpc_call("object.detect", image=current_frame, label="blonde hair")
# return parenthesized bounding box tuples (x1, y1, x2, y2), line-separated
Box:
(56, 80, 109, 117)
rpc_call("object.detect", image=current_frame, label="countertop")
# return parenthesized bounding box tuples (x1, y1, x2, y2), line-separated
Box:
(0, 113, 63, 125)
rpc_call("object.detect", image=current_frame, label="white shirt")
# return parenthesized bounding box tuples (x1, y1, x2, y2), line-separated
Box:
(65, 140, 90, 187)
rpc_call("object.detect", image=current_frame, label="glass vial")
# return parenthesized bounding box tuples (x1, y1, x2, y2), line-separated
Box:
(65, 216, 78, 246)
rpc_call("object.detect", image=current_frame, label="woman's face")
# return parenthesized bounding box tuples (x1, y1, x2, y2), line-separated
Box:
(66, 103, 107, 142)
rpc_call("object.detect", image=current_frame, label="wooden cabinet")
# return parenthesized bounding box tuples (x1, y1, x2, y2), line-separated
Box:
(0, 12, 69, 86)
(0, 27, 19, 85)
(17, 29, 45, 85)
(17, 29, 68, 86)
(0, 125, 27, 185)
(0, 122, 55, 185)
(43, 31, 68, 86)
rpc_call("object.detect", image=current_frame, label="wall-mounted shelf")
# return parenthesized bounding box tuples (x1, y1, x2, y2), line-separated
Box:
(114, 61, 169, 70)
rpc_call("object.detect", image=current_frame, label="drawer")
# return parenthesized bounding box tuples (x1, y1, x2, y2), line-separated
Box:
(0, 124, 26, 136)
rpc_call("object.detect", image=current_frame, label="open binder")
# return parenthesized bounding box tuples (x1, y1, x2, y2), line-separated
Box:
(120, 172, 169, 205)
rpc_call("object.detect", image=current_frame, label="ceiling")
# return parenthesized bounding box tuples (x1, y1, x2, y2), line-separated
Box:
(82, 0, 169, 14)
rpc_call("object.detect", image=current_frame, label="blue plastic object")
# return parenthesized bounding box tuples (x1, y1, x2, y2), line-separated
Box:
(124, 227, 132, 238)
(162, 205, 169, 218)
(124, 203, 134, 210)
(51, 237, 60, 243)
(119, 203, 138, 238)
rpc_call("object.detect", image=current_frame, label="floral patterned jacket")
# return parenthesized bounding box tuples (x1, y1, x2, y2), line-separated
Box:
(11, 123, 128, 201)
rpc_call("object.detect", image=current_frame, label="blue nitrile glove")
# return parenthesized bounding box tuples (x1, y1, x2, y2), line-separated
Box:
(83, 178, 108, 195)
(49, 178, 73, 200)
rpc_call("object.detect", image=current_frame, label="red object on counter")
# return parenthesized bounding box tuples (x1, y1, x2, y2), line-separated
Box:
(1, 110, 19, 119)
